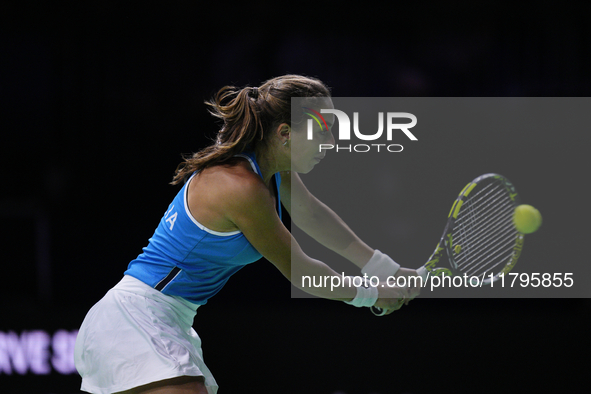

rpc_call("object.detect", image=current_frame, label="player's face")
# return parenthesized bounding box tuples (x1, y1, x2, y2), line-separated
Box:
(290, 98, 335, 174)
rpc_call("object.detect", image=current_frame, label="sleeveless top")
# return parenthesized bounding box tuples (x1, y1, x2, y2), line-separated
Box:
(124, 152, 282, 304)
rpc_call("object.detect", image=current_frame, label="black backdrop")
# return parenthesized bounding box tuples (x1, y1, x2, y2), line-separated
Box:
(2, 2, 590, 393)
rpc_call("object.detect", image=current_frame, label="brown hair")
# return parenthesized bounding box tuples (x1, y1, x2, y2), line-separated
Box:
(171, 74, 331, 184)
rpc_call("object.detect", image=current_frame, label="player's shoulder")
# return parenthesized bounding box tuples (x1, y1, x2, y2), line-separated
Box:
(199, 158, 269, 205)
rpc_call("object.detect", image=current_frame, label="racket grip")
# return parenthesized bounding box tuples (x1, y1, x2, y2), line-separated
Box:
(371, 268, 427, 316)
(371, 306, 387, 316)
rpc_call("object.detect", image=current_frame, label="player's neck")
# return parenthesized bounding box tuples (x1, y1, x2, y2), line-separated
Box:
(254, 147, 288, 186)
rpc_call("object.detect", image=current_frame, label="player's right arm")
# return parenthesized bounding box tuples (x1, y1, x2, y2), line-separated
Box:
(221, 170, 409, 307)
(279, 170, 375, 269)
(280, 170, 421, 305)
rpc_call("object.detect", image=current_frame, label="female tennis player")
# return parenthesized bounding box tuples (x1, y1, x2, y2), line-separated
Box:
(74, 75, 420, 394)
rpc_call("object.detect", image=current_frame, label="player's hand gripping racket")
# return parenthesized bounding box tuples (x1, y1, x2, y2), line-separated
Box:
(372, 173, 525, 316)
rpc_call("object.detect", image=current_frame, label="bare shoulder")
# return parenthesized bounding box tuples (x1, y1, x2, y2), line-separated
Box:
(222, 161, 270, 200)
(187, 159, 274, 232)
(190, 161, 292, 273)
(195, 158, 262, 190)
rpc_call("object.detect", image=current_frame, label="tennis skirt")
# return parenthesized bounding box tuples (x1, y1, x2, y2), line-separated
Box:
(74, 275, 218, 394)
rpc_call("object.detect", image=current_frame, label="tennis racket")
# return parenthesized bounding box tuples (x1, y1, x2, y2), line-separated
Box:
(372, 173, 525, 315)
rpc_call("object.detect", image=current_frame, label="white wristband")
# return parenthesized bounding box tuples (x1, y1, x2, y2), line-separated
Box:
(343, 276, 379, 308)
(361, 249, 400, 280)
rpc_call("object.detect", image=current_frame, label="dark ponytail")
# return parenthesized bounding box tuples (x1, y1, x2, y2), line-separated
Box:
(171, 75, 330, 184)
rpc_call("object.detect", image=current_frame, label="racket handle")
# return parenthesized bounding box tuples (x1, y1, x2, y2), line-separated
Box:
(371, 306, 387, 316)
(371, 268, 427, 316)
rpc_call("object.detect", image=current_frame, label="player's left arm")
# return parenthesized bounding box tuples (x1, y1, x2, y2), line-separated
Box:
(280, 171, 420, 300)
(280, 171, 374, 268)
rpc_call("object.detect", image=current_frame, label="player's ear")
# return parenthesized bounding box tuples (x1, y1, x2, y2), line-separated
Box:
(275, 123, 291, 142)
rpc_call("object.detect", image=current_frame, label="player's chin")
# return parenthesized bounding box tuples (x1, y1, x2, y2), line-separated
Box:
(294, 161, 319, 174)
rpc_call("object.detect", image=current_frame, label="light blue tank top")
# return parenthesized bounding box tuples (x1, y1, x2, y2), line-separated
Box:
(124, 152, 282, 304)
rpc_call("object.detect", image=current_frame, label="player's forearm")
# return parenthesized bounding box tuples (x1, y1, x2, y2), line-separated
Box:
(290, 253, 358, 301)
(293, 198, 374, 269)
(279, 236, 356, 301)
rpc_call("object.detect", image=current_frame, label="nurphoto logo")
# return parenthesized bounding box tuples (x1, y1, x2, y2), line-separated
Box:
(305, 108, 418, 153)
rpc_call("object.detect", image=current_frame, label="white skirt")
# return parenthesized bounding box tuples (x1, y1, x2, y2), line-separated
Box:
(74, 275, 218, 394)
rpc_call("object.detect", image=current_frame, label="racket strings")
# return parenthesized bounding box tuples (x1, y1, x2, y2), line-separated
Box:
(460, 181, 497, 208)
(456, 215, 515, 277)
(454, 184, 512, 243)
(456, 203, 515, 272)
(455, 188, 513, 240)
(456, 205, 514, 269)
(459, 226, 516, 277)
(451, 180, 518, 278)
(456, 212, 517, 277)
(465, 243, 517, 279)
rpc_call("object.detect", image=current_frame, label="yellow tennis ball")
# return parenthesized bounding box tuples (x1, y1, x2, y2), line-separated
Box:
(513, 204, 542, 234)
(454, 245, 461, 254)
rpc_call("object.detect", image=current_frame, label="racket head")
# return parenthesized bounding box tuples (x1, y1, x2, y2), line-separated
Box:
(435, 173, 524, 284)
(373, 173, 524, 315)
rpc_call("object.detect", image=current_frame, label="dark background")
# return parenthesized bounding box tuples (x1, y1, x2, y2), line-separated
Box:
(2, 1, 590, 393)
